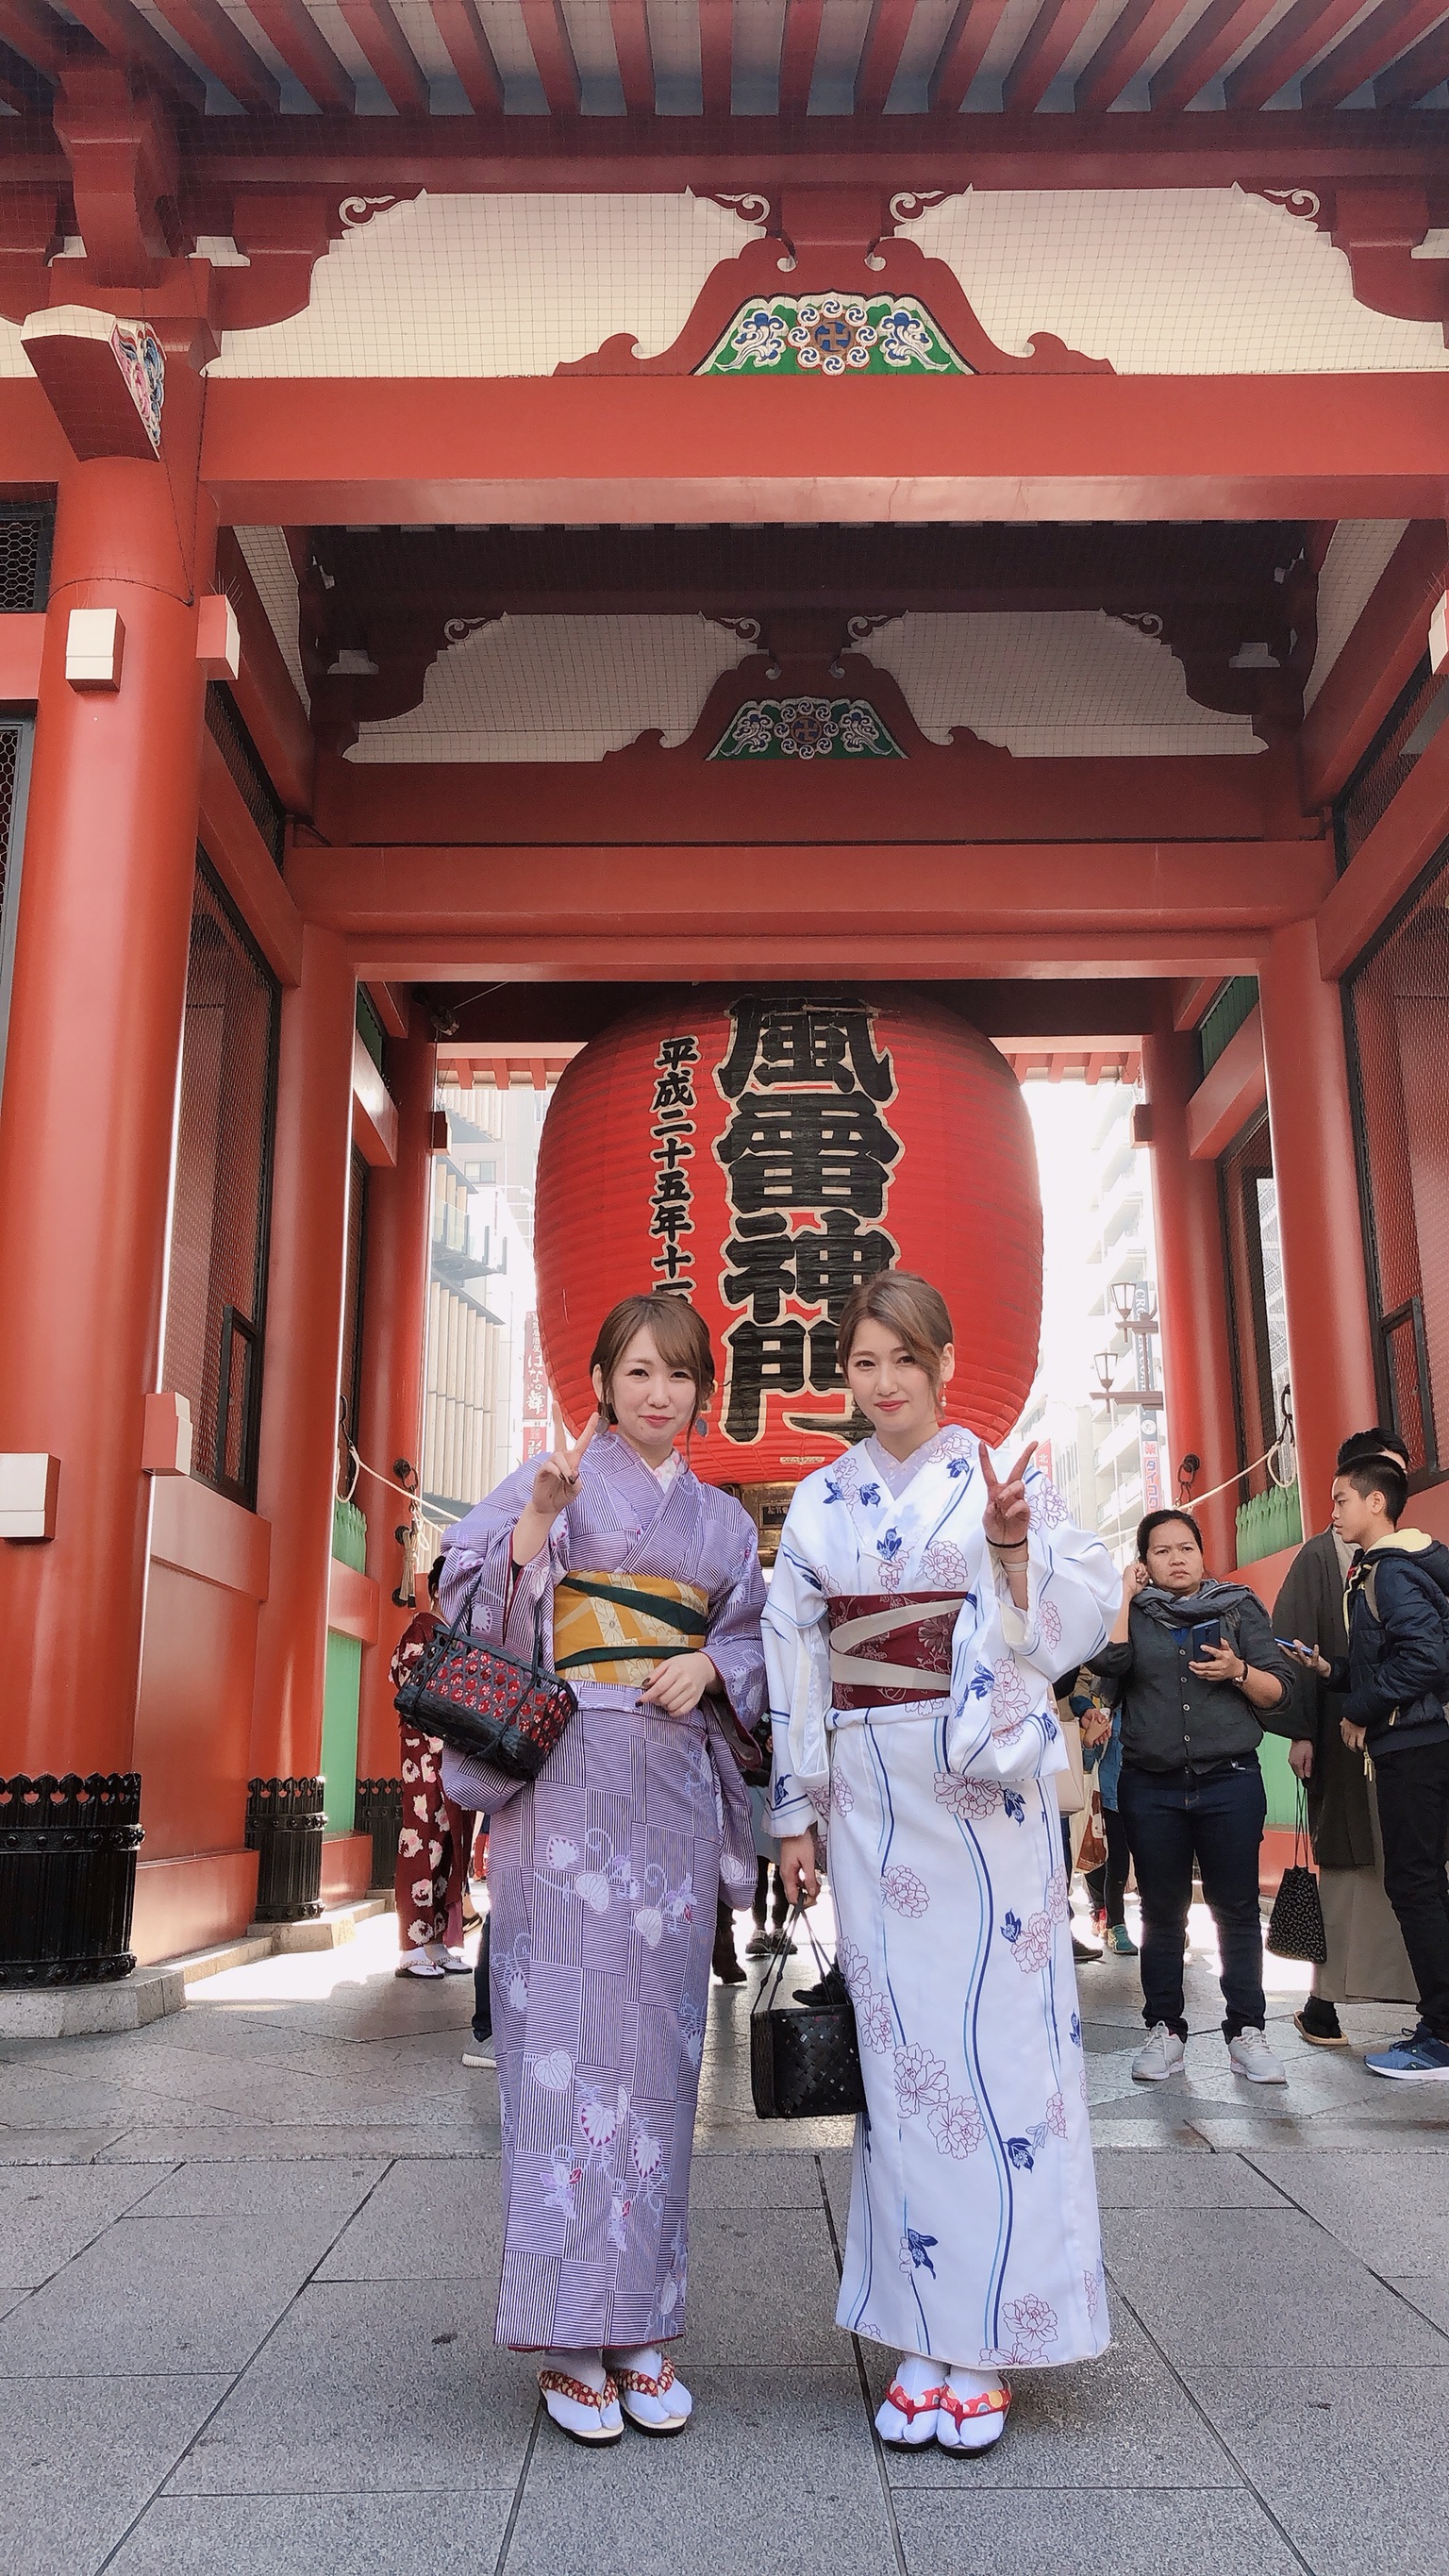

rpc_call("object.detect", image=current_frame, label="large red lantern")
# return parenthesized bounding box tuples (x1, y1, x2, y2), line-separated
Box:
(534, 992, 1042, 1488)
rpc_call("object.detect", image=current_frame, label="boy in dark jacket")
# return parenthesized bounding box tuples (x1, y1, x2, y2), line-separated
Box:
(1291, 1450, 1449, 2079)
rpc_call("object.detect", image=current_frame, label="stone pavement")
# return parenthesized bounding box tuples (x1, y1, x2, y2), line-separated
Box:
(3, 1897, 1448, 2576)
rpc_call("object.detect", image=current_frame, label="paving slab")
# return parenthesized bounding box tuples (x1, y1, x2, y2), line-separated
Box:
(1103, 2204, 1449, 2367)
(860, 2306, 1236, 2491)
(0, 2162, 163, 2283)
(688, 2149, 825, 2208)
(315, 2155, 502, 2281)
(0, 2127, 135, 2165)
(674, 2203, 842, 2364)
(0, 2370, 232, 2576)
(163, 2276, 535, 2496)
(107, 2491, 514, 2576)
(1245, 2148, 1449, 2272)
(506, 2363, 892, 2576)
(0, 2209, 348, 2376)
(892, 2487, 1301, 2575)
(1091, 2149, 1288, 2209)
(128, 2157, 391, 2221)
(1180, 2364, 1449, 2576)
(97, 2124, 501, 2163)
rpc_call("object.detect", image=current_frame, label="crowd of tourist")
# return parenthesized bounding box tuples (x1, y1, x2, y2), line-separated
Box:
(385, 1280, 1449, 2460)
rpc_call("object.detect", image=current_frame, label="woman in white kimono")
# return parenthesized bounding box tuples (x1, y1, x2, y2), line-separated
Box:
(766, 1273, 1120, 2451)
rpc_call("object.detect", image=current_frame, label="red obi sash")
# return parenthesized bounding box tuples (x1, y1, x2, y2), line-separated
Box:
(825, 1591, 966, 1710)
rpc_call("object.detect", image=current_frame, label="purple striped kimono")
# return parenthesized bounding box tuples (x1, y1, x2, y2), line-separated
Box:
(439, 1431, 766, 2352)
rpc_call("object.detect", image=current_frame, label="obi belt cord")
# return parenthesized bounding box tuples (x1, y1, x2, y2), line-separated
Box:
(552, 1571, 710, 1686)
(825, 1591, 968, 1706)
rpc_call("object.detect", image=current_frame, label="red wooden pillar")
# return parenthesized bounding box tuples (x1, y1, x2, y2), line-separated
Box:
(1141, 1002, 1240, 1573)
(355, 1031, 437, 1807)
(0, 371, 212, 1976)
(1258, 919, 1377, 1535)
(247, 926, 355, 1918)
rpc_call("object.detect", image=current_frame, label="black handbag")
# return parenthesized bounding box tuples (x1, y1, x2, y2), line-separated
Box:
(395, 1584, 576, 1783)
(750, 1903, 867, 2121)
(1265, 1783, 1328, 1965)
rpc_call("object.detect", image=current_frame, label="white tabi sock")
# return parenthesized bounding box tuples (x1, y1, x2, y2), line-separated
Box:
(605, 2342, 692, 2426)
(938, 2362, 1010, 2451)
(875, 2350, 946, 2446)
(538, 2348, 623, 2443)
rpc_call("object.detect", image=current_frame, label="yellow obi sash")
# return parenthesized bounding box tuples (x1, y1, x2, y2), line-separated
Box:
(553, 1572, 709, 1687)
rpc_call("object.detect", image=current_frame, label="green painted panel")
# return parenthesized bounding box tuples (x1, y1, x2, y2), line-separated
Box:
(332, 1494, 368, 1569)
(700, 293, 966, 376)
(321, 1628, 363, 1836)
(1259, 1729, 1300, 1833)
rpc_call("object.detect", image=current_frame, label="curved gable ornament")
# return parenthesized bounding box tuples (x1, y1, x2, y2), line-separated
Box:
(558, 186, 1112, 380)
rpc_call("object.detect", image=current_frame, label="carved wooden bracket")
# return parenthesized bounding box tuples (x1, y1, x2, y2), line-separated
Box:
(605, 623, 1007, 769)
(1108, 535, 1317, 747)
(559, 183, 1112, 378)
(1254, 181, 1449, 334)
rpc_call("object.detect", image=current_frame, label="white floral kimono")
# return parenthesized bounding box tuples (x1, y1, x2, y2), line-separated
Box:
(763, 1425, 1120, 2370)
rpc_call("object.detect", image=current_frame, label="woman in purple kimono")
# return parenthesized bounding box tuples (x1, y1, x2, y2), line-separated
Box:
(440, 1294, 765, 2449)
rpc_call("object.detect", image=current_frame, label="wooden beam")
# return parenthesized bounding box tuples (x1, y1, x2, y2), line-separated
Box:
(1302, 0, 1447, 111)
(1151, 0, 1282, 115)
(698, 0, 732, 118)
(335, 0, 429, 112)
(519, 0, 580, 112)
(194, 373, 1449, 528)
(1317, 712, 1449, 980)
(198, 728, 304, 987)
(777, 0, 823, 114)
(214, 530, 314, 819)
(928, 0, 1012, 109)
(1374, 21, 1449, 109)
(63, 0, 207, 108)
(608, 0, 654, 114)
(149, 0, 279, 109)
(1186, 1004, 1266, 1158)
(427, 0, 504, 113)
(1074, 0, 1205, 113)
(1299, 520, 1448, 811)
(854, 0, 915, 113)
(0, 0, 65, 75)
(1003, 0, 1101, 117)
(244, 0, 354, 109)
(1173, 975, 1227, 1032)
(1224, 0, 1365, 112)
(364, 978, 411, 1037)
(352, 1026, 399, 1165)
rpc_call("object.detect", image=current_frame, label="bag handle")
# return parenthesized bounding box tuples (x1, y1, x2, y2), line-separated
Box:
(754, 1898, 836, 2020)
(421, 1564, 550, 1687)
(1292, 1777, 1313, 1871)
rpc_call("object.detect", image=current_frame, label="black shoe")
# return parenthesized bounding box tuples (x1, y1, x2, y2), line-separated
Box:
(1072, 1935, 1102, 1964)
(1293, 2000, 1347, 2048)
(791, 1962, 850, 2011)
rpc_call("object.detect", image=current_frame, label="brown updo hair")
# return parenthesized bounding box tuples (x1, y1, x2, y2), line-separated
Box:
(589, 1293, 716, 1426)
(834, 1270, 955, 1409)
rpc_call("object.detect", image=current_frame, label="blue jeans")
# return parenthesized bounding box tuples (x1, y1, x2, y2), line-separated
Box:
(1117, 1757, 1267, 2040)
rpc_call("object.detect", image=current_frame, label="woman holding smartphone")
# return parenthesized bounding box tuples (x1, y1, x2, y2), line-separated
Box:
(1093, 1510, 1295, 2087)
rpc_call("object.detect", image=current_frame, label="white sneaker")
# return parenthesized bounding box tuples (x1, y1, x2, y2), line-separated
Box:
(1228, 2027, 1288, 2085)
(461, 2034, 495, 2066)
(1132, 2023, 1186, 2083)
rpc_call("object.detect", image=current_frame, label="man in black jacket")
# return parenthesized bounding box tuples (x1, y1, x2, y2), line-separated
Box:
(1291, 1450, 1449, 2080)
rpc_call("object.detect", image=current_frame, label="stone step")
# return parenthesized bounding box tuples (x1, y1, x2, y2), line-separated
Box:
(0, 1895, 391, 2038)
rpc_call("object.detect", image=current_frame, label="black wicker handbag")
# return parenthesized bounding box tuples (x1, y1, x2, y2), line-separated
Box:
(751, 1904, 867, 2121)
(1265, 1783, 1328, 1965)
(394, 1583, 576, 1782)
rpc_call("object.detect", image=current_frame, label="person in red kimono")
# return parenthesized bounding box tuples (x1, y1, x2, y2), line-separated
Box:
(391, 1555, 474, 1981)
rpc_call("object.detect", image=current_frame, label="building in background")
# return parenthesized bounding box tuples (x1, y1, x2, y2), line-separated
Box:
(421, 1075, 549, 1530)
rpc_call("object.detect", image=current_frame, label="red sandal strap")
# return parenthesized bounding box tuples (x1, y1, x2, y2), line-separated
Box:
(611, 2354, 676, 2400)
(884, 2378, 948, 2424)
(938, 2381, 1010, 2428)
(539, 2370, 619, 2413)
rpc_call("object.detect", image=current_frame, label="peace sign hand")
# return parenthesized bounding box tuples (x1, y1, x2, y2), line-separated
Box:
(980, 1439, 1038, 1550)
(529, 1413, 600, 1523)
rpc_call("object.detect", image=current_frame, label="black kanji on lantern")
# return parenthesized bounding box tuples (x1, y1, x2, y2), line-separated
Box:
(713, 996, 904, 1443)
(648, 1033, 700, 1287)
(716, 994, 894, 1101)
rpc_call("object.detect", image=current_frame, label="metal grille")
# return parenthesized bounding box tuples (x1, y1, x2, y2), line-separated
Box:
(205, 683, 286, 870)
(340, 1146, 369, 1457)
(1197, 976, 1258, 1079)
(0, 507, 52, 612)
(1335, 656, 1446, 873)
(1347, 849, 1449, 1479)
(356, 986, 386, 1078)
(163, 858, 280, 1507)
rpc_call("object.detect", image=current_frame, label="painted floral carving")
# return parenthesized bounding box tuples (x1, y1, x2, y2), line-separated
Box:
(710, 695, 903, 762)
(701, 292, 966, 377)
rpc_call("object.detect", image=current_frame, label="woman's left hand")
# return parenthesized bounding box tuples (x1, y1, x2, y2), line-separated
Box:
(641, 1651, 719, 1717)
(981, 1439, 1038, 1548)
(1189, 1640, 1249, 1683)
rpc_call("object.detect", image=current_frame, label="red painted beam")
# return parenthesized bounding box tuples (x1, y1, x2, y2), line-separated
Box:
(214, 529, 315, 819)
(854, 0, 916, 112)
(1302, 0, 1447, 111)
(927, 1, 1017, 109)
(520, 0, 580, 111)
(1186, 1003, 1265, 1159)
(1374, 22, 1449, 109)
(0, 0, 67, 75)
(150, 0, 279, 109)
(608, 0, 654, 113)
(1173, 974, 1226, 1032)
(777, 0, 823, 113)
(1074, 0, 1206, 113)
(352, 1026, 399, 1166)
(1317, 711, 1449, 980)
(1003, 0, 1100, 116)
(1300, 520, 1449, 811)
(1224, 0, 1363, 111)
(698, 0, 732, 117)
(244, 0, 355, 110)
(428, 0, 504, 112)
(63, 0, 207, 107)
(336, 0, 429, 112)
(0, 611, 44, 701)
(197, 374, 1449, 527)
(198, 728, 305, 987)
(1151, 0, 1282, 116)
